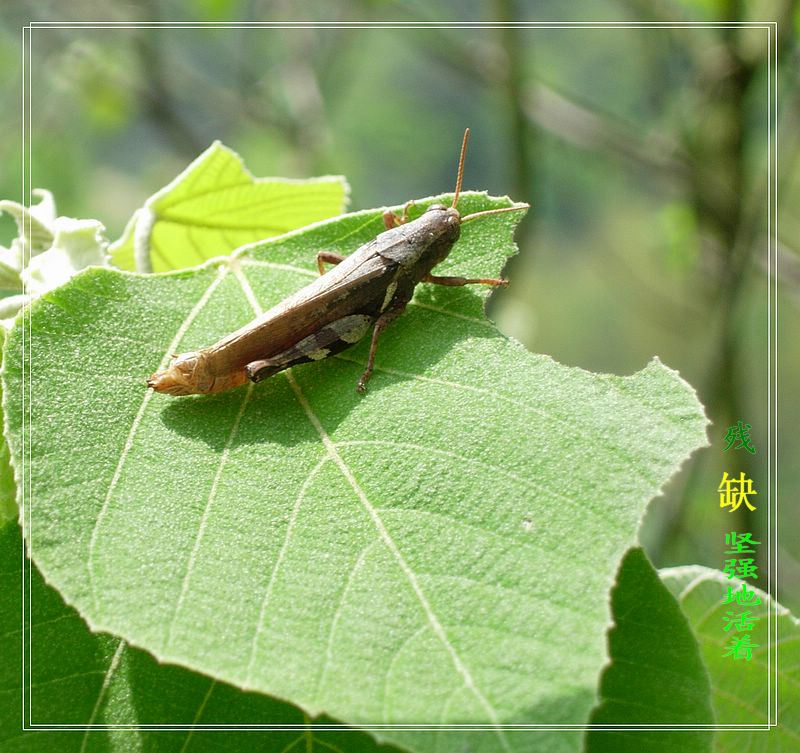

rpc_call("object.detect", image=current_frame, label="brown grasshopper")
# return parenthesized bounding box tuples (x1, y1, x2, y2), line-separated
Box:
(147, 129, 528, 396)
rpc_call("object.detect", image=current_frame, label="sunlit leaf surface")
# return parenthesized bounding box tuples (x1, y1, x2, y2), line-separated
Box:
(3, 194, 708, 753)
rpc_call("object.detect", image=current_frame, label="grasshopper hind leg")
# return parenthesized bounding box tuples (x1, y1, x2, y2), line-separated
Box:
(356, 307, 407, 393)
(245, 314, 374, 383)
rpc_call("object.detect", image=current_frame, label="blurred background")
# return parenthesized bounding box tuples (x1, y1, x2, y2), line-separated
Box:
(1, 1, 797, 610)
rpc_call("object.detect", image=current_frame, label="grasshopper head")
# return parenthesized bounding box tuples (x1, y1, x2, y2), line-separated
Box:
(147, 351, 213, 396)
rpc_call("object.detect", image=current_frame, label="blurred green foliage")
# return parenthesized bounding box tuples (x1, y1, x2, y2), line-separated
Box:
(0, 0, 797, 609)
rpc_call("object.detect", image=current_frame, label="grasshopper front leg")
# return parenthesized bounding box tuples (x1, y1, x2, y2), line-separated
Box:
(316, 251, 346, 275)
(382, 200, 415, 229)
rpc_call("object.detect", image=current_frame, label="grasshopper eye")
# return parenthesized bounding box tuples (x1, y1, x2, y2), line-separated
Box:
(445, 207, 461, 223)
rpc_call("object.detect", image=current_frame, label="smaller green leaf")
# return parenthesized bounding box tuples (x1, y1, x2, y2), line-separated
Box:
(661, 565, 799, 751)
(109, 141, 349, 272)
(587, 548, 714, 753)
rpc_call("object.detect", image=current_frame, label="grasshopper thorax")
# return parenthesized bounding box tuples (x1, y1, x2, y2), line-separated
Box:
(415, 203, 461, 243)
(423, 203, 461, 237)
(424, 203, 460, 222)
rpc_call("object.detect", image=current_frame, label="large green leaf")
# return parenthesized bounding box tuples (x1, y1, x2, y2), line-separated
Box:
(586, 548, 713, 753)
(0, 521, 402, 752)
(3, 193, 709, 753)
(661, 565, 799, 752)
(109, 141, 349, 272)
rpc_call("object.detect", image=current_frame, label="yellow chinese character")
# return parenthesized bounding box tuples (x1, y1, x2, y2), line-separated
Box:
(718, 471, 757, 512)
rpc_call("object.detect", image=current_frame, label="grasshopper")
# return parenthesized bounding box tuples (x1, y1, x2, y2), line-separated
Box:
(147, 129, 528, 396)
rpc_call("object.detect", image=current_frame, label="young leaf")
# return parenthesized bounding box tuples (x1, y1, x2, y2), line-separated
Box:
(0, 189, 57, 268)
(586, 548, 713, 753)
(0, 521, 402, 753)
(109, 141, 349, 273)
(20, 218, 109, 297)
(3, 194, 709, 752)
(0, 194, 112, 328)
(661, 565, 799, 751)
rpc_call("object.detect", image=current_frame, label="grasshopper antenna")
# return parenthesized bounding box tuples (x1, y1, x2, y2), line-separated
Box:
(461, 203, 530, 223)
(452, 127, 470, 211)
(451, 129, 530, 222)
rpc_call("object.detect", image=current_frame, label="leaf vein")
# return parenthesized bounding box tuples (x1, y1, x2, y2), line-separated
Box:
(166, 383, 255, 652)
(336, 439, 619, 531)
(285, 370, 510, 746)
(332, 358, 662, 489)
(382, 624, 429, 723)
(233, 263, 510, 743)
(314, 542, 379, 704)
(245, 454, 330, 687)
(178, 679, 216, 753)
(78, 639, 125, 752)
(86, 267, 229, 611)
